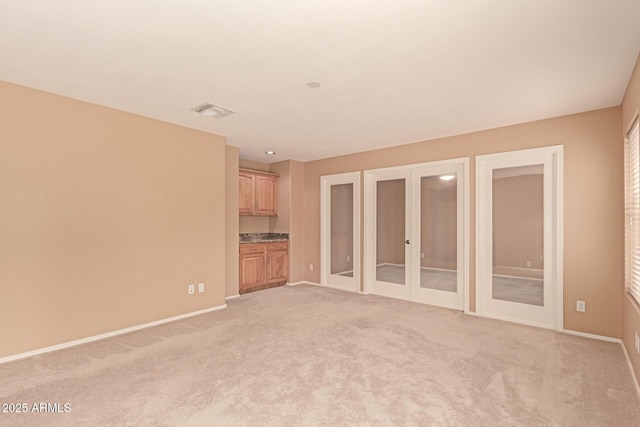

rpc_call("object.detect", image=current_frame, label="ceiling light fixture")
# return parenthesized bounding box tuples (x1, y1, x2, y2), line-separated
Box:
(439, 175, 455, 181)
(306, 81, 321, 88)
(191, 102, 234, 118)
(265, 151, 276, 155)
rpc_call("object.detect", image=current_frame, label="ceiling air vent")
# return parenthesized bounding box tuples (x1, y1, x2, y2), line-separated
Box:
(191, 102, 234, 118)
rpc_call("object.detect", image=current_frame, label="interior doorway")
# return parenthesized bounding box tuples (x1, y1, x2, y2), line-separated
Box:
(476, 146, 563, 329)
(364, 159, 469, 310)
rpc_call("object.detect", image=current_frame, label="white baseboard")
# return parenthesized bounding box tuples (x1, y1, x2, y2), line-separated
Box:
(493, 265, 544, 279)
(377, 262, 404, 267)
(225, 294, 240, 300)
(317, 282, 362, 294)
(562, 328, 621, 343)
(289, 281, 364, 294)
(287, 281, 317, 286)
(472, 311, 555, 330)
(0, 304, 227, 365)
(465, 312, 620, 343)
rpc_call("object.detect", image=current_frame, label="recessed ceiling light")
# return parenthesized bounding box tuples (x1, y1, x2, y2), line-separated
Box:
(191, 102, 234, 119)
(265, 151, 276, 155)
(306, 81, 321, 88)
(439, 175, 455, 181)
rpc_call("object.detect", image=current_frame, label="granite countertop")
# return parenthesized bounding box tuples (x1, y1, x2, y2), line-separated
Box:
(240, 233, 289, 243)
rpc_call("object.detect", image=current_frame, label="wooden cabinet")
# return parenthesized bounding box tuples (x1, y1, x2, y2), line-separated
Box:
(238, 172, 255, 215)
(239, 243, 266, 290)
(255, 175, 278, 216)
(239, 241, 288, 293)
(266, 241, 289, 284)
(239, 169, 278, 216)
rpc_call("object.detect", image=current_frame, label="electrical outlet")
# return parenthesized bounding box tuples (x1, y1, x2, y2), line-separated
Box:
(576, 300, 585, 312)
(421, 253, 425, 259)
(188, 284, 195, 295)
(309, 264, 314, 271)
(346, 255, 350, 262)
(198, 283, 205, 293)
(526, 261, 532, 268)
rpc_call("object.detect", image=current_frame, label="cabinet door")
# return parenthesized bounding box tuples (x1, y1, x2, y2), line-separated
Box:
(255, 175, 278, 216)
(238, 173, 255, 215)
(266, 250, 288, 284)
(240, 253, 266, 291)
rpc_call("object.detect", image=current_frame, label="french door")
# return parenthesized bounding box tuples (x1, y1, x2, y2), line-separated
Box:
(476, 146, 563, 329)
(364, 159, 468, 310)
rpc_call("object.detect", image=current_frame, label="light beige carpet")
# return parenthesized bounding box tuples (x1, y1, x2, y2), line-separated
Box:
(1, 285, 639, 426)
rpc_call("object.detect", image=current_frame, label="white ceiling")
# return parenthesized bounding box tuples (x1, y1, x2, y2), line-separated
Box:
(1, 1, 639, 162)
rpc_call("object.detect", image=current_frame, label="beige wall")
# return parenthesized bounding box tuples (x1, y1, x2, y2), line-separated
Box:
(239, 158, 269, 172)
(289, 160, 306, 283)
(621, 53, 640, 384)
(0, 81, 227, 358)
(304, 107, 622, 338)
(239, 216, 270, 233)
(376, 179, 406, 265)
(225, 146, 240, 298)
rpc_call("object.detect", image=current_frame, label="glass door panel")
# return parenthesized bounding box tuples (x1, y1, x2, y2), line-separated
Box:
(492, 165, 544, 306)
(376, 179, 406, 285)
(420, 174, 457, 292)
(330, 183, 354, 277)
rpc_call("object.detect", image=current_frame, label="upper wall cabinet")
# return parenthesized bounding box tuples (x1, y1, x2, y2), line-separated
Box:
(238, 172, 255, 215)
(239, 168, 279, 216)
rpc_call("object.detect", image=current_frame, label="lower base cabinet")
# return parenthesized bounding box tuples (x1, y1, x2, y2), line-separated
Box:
(240, 241, 288, 294)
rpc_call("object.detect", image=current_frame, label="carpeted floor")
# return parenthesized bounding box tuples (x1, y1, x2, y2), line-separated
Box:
(1, 285, 639, 426)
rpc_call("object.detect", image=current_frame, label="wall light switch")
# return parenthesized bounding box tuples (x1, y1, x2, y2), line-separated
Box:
(309, 264, 314, 271)
(198, 283, 205, 293)
(576, 300, 585, 312)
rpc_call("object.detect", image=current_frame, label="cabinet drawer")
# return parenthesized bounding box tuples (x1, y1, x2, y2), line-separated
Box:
(267, 241, 288, 252)
(240, 243, 266, 255)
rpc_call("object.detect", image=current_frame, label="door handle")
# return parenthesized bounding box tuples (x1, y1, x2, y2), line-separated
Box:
(404, 240, 410, 244)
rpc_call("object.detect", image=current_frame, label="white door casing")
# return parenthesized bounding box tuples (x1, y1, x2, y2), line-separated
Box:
(320, 172, 361, 293)
(475, 146, 563, 330)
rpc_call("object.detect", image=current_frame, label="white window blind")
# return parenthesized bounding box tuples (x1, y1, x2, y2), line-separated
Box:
(626, 119, 640, 305)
